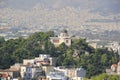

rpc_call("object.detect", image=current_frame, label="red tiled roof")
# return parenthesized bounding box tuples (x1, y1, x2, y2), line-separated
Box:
(111, 64, 117, 67)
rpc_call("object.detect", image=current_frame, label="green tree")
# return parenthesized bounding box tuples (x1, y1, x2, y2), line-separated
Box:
(0, 36, 5, 47)
(63, 57, 75, 67)
(91, 74, 120, 80)
(101, 54, 108, 66)
(57, 42, 68, 55)
(0, 54, 15, 69)
(91, 73, 108, 80)
(56, 55, 65, 66)
(109, 75, 120, 80)
(13, 48, 32, 63)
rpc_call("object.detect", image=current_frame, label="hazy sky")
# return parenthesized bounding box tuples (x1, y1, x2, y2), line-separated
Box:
(0, 0, 120, 15)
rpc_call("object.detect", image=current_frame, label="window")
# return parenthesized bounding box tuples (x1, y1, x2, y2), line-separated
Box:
(53, 39, 59, 43)
(66, 40, 69, 43)
(26, 67, 31, 72)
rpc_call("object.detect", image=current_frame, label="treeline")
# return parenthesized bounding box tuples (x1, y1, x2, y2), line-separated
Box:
(0, 31, 119, 78)
(84, 73, 120, 80)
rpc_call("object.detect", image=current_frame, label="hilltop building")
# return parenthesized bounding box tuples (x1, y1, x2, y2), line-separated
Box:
(50, 30, 72, 47)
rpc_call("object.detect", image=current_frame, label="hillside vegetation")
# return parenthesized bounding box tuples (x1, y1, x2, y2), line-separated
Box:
(0, 31, 119, 78)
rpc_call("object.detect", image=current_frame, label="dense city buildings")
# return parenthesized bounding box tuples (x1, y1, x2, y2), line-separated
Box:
(0, 54, 86, 80)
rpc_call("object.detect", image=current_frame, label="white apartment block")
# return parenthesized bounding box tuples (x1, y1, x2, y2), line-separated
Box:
(54, 66, 86, 80)
(23, 54, 56, 66)
(20, 65, 42, 79)
(47, 72, 67, 80)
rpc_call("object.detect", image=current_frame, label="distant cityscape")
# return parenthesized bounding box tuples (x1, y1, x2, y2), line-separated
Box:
(0, 0, 120, 41)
